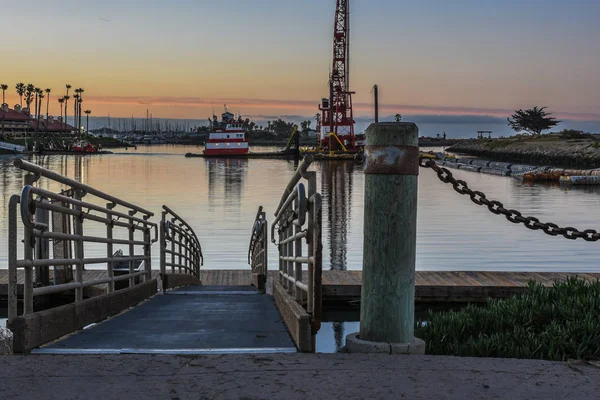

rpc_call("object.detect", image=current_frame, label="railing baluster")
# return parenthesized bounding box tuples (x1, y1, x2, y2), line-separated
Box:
(106, 209, 114, 293)
(128, 213, 135, 288)
(73, 192, 84, 302)
(294, 198, 303, 302)
(8, 195, 19, 319)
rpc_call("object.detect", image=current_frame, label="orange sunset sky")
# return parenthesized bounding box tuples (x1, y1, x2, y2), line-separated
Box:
(2, 0, 600, 123)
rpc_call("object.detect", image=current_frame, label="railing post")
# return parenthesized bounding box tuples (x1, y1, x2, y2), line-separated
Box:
(8, 195, 19, 319)
(24, 224, 34, 314)
(34, 199, 50, 286)
(347, 122, 425, 354)
(287, 218, 294, 296)
(128, 211, 135, 288)
(263, 212, 268, 278)
(294, 199, 303, 302)
(306, 172, 316, 316)
(177, 226, 183, 274)
(160, 211, 166, 276)
(144, 225, 151, 282)
(106, 207, 114, 293)
(73, 191, 85, 302)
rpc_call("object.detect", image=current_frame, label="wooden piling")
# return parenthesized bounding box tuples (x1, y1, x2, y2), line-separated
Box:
(359, 122, 419, 344)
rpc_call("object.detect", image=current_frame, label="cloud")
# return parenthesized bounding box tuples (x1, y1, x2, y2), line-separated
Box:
(84, 95, 600, 122)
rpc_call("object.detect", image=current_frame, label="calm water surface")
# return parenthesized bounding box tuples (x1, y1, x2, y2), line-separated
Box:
(2, 144, 600, 349)
(1, 144, 599, 272)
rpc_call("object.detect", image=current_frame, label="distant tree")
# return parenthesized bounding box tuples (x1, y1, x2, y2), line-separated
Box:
(84, 109, 91, 134)
(1, 84, 7, 136)
(58, 97, 65, 131)
(394, 113, 402, 122)
(0, 84, 7, 104)
(44, 88, 51, 129)
(507, 106, 560, 135)
(15, 82, 25, 106)
(300, 120, 312, 133)
(64, 84, 72, 131)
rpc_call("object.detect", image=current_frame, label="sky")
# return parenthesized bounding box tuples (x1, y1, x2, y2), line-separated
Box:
(2, 0, 600, 134)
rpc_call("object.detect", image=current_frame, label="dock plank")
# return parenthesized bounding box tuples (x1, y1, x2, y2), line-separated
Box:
(2, 269, 599, 303)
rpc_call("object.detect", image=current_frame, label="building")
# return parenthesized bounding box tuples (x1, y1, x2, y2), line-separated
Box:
(0, 104, 76, 136)
(36, 117, 76, 134)
(0, 104, 31, 135)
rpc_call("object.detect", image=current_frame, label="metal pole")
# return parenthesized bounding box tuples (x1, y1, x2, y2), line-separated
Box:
(373, 85, 379, 123)
(106, 209, 114, 293)
(8, 195, 19, 319)
(358, 122, 422, 348)
(73, 191, 85, 302)
(34, 200, 50, 286)
(160, 211, 166, 276)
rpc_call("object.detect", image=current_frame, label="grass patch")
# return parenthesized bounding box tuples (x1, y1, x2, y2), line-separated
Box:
(486, 139, 511, 150)
(415, 278, 600, 361)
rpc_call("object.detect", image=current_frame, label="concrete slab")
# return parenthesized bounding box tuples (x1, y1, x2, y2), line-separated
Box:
(1, 353, 599, 400)
(33, 288, 296, 354)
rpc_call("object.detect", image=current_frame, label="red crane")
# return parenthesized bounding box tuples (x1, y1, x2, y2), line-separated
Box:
(318, 0, 356, 152)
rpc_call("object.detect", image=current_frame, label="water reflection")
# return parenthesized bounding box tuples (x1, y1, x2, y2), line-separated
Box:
(206, 158, 248, 215)
(321, 161, 355, 271)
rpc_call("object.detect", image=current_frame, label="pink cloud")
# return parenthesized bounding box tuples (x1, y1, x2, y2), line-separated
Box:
(83, 95, 600, 121)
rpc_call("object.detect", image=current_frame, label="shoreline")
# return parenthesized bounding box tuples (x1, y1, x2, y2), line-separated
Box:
(448, 136, 600, 169)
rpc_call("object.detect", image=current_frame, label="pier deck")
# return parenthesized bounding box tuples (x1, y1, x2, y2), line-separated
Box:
(2, 269, 598, 303)
(33, 285, 296, 355)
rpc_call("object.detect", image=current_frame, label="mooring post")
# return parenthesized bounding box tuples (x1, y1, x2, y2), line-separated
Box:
(346, 122, 425, 354)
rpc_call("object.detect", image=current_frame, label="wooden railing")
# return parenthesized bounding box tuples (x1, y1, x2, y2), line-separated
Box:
(272, 155, 323, 335)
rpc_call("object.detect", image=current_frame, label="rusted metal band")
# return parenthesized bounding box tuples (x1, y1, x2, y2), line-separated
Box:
(364, 145, 419, 175)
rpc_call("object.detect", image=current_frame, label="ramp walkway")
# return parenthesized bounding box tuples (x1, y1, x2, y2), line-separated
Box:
(33, 285, 296, 355)
(6, 157, 322, 354)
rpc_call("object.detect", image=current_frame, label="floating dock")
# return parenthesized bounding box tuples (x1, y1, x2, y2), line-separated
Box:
(3, 269, 598, 305)
(185, 151, 362, 161)
(435, 153, 600, 184)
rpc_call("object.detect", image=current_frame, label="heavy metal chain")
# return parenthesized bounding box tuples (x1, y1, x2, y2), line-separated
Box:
(419, 158, 600, 241)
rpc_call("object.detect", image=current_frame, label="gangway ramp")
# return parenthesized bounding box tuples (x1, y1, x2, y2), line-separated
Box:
(33, 285, 296, 355)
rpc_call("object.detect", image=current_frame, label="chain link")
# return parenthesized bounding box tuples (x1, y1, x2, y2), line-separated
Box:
(420, 158, 600, 242)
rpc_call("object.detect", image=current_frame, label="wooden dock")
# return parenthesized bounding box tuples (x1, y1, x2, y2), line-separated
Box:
(2, 269, 599, 303)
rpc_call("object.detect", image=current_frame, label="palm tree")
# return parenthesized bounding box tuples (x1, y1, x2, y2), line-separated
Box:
(58, 98, 65, 132)
(45, 88, 51, 131)
(394, 113, 402, 122)
(84, 109, 91, 134)
(64, 84, 71, 130)
(63, 95, 70, 133)
(1, 84, 7, 136)
(24, 84, 34, 114)
(36, 91, 44, 134)
(77, 97, 83, 136)
(76, 88, 84, 134)
(73, 94, 80, 135)
(0, 84, 7, 105)
(15, 83, 25, 106)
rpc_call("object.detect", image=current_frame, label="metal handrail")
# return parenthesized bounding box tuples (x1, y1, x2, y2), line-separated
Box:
(248, 206, 268, 279)
(159, 205, 203, 279)
(8, 161, 157, 320)
(271, 155, 322, 334)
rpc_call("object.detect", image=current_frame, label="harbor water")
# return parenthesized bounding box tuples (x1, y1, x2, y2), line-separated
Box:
(1, 145, 599, 273)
